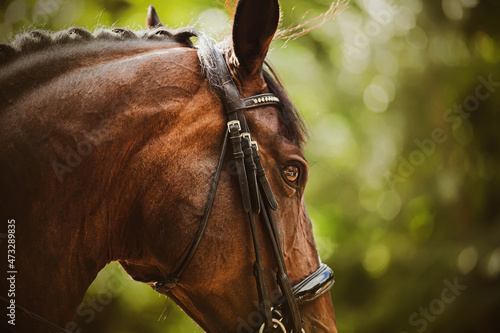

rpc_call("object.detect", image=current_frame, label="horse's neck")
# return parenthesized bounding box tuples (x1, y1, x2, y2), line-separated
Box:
(0, 42, 207, 326)
(0, 41, 180, 108)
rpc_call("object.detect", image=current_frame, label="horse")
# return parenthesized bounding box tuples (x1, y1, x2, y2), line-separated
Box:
(0, 0, 338, 331)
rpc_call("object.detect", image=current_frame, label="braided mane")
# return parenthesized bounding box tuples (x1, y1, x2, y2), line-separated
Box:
(0, 26, 198, 67)
(0, 24, 306, 146)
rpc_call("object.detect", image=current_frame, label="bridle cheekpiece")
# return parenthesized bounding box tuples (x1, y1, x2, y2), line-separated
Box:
(153, 47, 335, 332)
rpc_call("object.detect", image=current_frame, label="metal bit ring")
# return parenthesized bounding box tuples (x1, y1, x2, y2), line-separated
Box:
(258, 318, 287, 333)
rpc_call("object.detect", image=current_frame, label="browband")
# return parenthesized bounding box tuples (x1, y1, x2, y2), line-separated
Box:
(243, 93, 280, 109)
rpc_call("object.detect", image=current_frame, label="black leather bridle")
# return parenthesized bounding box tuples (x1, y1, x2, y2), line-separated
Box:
(153, 47, 335, 332)
(0, 45, 335, 333)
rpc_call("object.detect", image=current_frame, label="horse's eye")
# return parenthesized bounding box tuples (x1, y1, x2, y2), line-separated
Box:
(283, 165, 300, 184)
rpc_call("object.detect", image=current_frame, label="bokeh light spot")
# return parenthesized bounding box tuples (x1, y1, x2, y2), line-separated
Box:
(5, 0, 26, 24)
(197, 8, 229, 38)
(406, 26, 428, 49)
(363, 83, 389, 112)
(485, 248, 500, 279)
(442, 0, 463, 20)
(377, 190, 401, 220)
(372, 75, 395, 101)
(437, 171, 460, 204)
(409, 210, 434, 242)
(363, 243, 391, 277)
(374, 49, 399, 76)
(394, 7, 415, 32)
(475, 32, 496, 63)
(456, 245, 478, 275)
(358, 184, 382, 212)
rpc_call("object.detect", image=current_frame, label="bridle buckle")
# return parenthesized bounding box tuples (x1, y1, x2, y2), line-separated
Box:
(240, 132, 259, 151)
(227, 120, 241, 132)
(240, 132, 251, 141)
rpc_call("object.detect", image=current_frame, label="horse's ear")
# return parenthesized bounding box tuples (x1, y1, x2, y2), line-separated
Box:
(146, 5, 163, 29)
(232, 0, 280, 77)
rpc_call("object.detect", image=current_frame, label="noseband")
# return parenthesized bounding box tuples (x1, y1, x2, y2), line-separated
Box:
(153, 47, 335, 332)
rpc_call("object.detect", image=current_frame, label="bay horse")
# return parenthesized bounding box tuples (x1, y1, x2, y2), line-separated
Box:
(0, 0, 338, 332)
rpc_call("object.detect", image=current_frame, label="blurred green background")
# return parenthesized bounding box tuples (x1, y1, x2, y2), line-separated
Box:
(2, 0, 499, 332)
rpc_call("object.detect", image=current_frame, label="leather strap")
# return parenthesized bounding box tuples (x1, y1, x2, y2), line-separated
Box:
(155, 129, 229, 293)
(229, 121, 252, 212)
(248, 210, 273, 329)
(259, 196, 303, 331)
(242, 135, 261, 214)
(253, 148, 278, 210)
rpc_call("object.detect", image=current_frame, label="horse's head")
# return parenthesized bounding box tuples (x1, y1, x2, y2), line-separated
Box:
(118, 0, 337, 331)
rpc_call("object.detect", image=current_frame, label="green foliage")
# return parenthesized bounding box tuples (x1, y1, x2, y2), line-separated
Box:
(2, 0, 499, 332)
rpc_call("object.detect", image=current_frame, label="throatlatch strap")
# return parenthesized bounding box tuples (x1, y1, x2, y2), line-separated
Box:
(155, 130, 229, 293)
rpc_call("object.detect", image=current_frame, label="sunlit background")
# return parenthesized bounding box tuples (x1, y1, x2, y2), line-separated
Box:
(1, 0, 499, 332)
